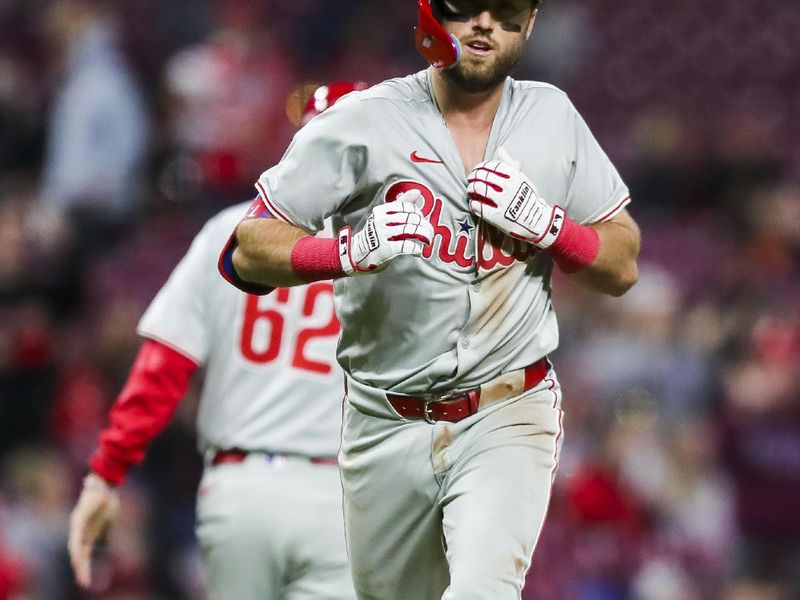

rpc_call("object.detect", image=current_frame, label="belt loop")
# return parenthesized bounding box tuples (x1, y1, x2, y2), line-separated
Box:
(467, 389, 480, 414)
(524, 357, 548, 390)
(524, 363, 536, 390)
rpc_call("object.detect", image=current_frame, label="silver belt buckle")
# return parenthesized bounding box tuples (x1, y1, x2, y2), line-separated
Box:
(422, 388, 461, 424)
(423, 399, 437, 424)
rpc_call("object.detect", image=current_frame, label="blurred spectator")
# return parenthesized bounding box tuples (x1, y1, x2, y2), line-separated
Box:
(40, 0, 149, 246)
(48, 361, 113, 469)
(626, 107, 702, 217)
(0, 529, 26, 600)
(0, 51, 44, 174)
(319, 2, 417, 85)
(632, 558, 703, 600)
(1, 446, 73, 599)
(161, 0, 295, 203)
(0, 2, 46, 175)
(0, 181, 59, 457)
(563, 453, 647, 600)
(562, 263, 715, 427)
(702, 112, 787, 225)
(721, 316, 800, 596)
(520, 0, 595, 85)
(720, 579, 791, 600)
(655, 420, 735, 588)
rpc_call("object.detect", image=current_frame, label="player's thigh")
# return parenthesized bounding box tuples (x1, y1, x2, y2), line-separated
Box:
(286, 463, 355, 600)
(195, 461, 290, 600)
(339, 404, 449, 600)
(441, 390, 564, 600)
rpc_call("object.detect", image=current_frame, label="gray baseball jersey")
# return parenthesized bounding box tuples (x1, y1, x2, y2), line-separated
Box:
(139, 202, 344, 457)
(249, 70, 631, 599)
(257, 70, 630, 400)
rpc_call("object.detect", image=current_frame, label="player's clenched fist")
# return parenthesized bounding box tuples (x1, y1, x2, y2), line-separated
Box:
(467, 148, 565, 249)
(338, 191, 434, 274)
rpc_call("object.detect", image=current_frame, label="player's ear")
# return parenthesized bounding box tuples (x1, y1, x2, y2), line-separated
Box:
(525, 9, 537, 39)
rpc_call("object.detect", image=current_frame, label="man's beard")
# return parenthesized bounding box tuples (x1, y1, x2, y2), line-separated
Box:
(442, 35, 526, 93)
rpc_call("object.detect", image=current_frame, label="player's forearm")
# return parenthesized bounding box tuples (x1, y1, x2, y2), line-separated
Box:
(564, 211, 640, 297)
(233, 218, 309, 287)
(229, 198, 434, 288)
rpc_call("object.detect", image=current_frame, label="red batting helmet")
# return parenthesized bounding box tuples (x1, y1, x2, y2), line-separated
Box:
(302, 81, 368, 125)
(415, 0, 461, 69)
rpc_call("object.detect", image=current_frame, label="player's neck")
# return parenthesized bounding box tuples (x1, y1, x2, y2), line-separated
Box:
(429, 67, 504, 126)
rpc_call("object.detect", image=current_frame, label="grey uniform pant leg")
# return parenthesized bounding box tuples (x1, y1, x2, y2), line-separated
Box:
(196, 455, 355, 600)
(340, 413, 450, 600)
(340, 374, 563, 600)
(439, 386, 564, 599)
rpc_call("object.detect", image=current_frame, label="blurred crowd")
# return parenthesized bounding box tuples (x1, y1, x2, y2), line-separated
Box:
(0, 0, 798, 598)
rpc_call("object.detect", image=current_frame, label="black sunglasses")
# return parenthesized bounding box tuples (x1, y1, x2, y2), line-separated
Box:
(437, 0, 534, 32)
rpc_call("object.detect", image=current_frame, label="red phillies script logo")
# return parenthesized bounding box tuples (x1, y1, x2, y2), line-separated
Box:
(410, 151, 444, 164)
(385, 180, 536, 271)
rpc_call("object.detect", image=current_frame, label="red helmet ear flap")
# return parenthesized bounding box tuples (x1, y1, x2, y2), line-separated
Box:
(415, 0, 461, 69)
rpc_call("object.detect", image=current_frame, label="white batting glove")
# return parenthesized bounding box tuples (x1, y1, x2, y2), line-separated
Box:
(467, 147, 565, 249)
(338, 191, 434, 275)
(68, 472, 120, 589)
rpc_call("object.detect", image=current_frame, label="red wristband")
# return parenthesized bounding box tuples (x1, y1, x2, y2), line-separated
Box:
(547, 217, 600, 273)
(290, 236, 345, 282)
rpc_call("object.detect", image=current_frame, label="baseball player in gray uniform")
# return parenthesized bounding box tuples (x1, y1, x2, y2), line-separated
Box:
(221, 2, 641, 598)
(67, 84, 363, 600)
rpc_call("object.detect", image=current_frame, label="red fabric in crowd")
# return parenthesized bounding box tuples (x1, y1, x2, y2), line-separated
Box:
(567, 466, 638, 524)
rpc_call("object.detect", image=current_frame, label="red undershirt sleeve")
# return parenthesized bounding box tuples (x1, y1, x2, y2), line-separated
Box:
(89, 339, 198, 486)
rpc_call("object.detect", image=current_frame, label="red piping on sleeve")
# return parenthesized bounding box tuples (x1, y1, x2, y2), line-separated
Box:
(255, 181, 294, 225)
(596, 195, 631, 223)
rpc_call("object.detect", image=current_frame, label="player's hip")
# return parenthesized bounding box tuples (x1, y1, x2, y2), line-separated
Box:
(196, 452, 344, 532)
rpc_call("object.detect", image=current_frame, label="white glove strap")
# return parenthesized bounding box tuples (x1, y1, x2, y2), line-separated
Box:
(535, 205, 566, 250)
(351, 214, 380, 263)
(338, 226, 356, 275)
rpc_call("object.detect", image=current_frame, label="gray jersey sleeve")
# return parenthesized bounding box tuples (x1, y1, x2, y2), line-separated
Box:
(256, 95, 372, 233)
(563, 104, 630, 225)
(136, 221, 216, 363)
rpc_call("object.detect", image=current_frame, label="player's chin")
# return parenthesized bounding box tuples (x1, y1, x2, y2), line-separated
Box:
(448, 63, 506, 93)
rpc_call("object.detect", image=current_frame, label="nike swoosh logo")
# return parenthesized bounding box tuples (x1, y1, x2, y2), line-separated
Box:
(410, 151, 444, 164)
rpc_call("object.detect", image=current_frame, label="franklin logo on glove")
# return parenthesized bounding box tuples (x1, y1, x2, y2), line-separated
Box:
(364, 215, 381, 252)
(506, 182, 532, 222)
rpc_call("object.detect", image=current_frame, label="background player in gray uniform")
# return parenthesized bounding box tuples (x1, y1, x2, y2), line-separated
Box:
(221, 1, 641, 598)
(67, 83, 365, 600)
